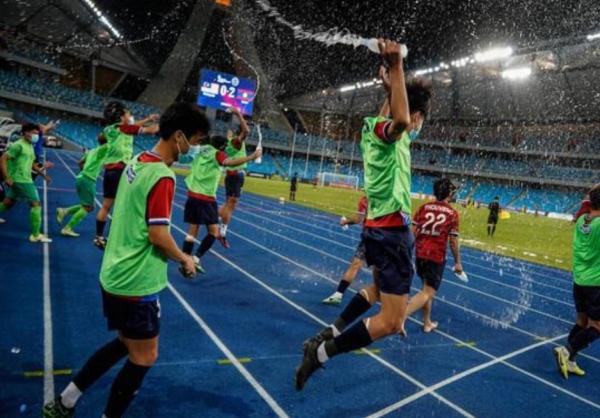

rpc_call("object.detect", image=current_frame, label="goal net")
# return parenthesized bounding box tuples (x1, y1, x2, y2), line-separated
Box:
(317, 172, 360, 190)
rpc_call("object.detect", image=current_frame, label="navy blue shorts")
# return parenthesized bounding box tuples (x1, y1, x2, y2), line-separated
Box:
(103, 167, 124, 199)
(573, 283, 600, 321)
(416, 258, 446, 291)
(225, 172, 245, 198)
(184, 197, 219, 225)
(102, 288, 161, 340)
(362, 226, 415, 295)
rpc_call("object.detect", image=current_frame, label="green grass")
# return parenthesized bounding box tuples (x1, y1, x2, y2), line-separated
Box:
(237, 177, 574, 271)
(172, 167, 573, 270)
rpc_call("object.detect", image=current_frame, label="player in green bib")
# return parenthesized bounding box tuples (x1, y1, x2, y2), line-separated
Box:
(296, 40, 433, 390)
(180, 135, 261, 274)
(554, 183, 600, 379)
(56, 135, 108, 237)
(94, 101, 159, 250)
(44, 102, 210, 418)
(0, 123, 53, 242)
(217, 106, 250, 248)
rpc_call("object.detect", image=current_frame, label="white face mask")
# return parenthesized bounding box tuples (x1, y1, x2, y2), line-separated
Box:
(30, 134, 40, 144)
(128, 115, 135, 124)
(176, 132, 192, 159)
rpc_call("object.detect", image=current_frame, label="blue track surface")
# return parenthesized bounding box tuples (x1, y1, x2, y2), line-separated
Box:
(2, 149, 600, 417)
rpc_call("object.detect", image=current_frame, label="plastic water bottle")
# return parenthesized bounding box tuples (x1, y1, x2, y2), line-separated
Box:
(362, 38, 408, 58)
(340, 216, 349, 230)
(454, 271, 469, 283)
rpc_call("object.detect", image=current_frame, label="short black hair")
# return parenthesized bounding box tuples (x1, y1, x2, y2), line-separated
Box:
(103, 101, 127, 125)
(209, 135, 228, 150)
(433, 178, 456, 201)
(21, 122, 39, 134)
(159, 102, 210, 139)
(590, 184, 600, 210)
(406, 78, 433, 118)
(97, 133, 107, 145)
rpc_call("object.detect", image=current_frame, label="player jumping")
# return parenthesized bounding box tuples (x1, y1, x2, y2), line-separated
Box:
(554, 183, 600, 379)
(322, 195, 368, 306)
(295, 39, 432, 390)
(404, 178, 463, 333)
(217, 106, 250, 248)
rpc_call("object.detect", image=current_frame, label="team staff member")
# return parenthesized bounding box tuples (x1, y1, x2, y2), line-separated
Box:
(218, 106, 250, 248)
(43, 102, 209, 418)
(94, 101, 159, 249)
(554, 184, 600, 379)
(487, 196, 500, 237)
(0, 123, 52, 242)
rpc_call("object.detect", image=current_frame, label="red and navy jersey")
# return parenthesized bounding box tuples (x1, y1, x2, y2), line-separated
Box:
(413, 200, 459, 263)
(138, 152, 174, 226)
(574, 199, 592, 221)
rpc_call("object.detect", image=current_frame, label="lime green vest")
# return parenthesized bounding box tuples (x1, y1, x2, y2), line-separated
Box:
(103, 123, 134, 166)
(225, 137, 247, 170)
(79, 144, 108, 181)
(573, 216, 600, 286)
(360, 117, 412, 219)
(185, 145, 222, 197)
(100, 156, 176, 296)
(7, 138, 34, 184)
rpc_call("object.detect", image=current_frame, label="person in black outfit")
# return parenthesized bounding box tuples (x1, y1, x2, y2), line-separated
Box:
(290, 172, 298, 201)
(487, 196, 500, 237)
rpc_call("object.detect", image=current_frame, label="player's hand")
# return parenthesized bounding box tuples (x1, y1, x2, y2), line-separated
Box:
(453, 263, 463, 274)
(379, 65, 391, 93)
(147, 113, 160, 122)
(252, 147, 263, 159)
(339, 216, 348, 226)
(230, 106, 242, 116)
(5, 177, 13, 187)
(43, 174, 52, 185)
(180, 254, 196, 278)
(378, 39, 403, 67)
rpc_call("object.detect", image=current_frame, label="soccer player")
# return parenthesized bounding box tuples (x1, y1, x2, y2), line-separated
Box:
(487, 196, 500, 237)
(573, 193, 592, 222)
(181, 135, 261, 273)
(0, 123, 52, 242)
(94, 101, 159, 249)
(405, 178, 462, 333)
(322, 195, 368, 305)
(289, 172, 298, 201)
(554, 183, 600, 379)
(56, 134, 108, 237)
(295, 39, 432, 390)
(42, 102, 206, 418)
(217, 106, 250, 248)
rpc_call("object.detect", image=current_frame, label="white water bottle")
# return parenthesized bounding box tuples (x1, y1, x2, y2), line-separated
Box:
(363, 38, 408, 58)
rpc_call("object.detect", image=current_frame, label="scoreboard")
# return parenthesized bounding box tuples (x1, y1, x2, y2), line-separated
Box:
(197, 69, 257, 116)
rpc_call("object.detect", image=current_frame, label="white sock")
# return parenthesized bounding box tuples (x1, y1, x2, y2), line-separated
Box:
(333, 292, 343, 298)
(317, 342, 329, 363)
(60, 382, 82, 408)
(220, 224, 228, 236)
(330, 324, 341, 337)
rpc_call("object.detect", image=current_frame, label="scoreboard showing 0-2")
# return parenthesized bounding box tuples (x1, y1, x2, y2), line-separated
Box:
(197, 69, 257, 116)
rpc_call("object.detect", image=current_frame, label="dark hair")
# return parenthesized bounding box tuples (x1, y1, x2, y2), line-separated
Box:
(406, 78, 433, 118)
(97, 132, 107, 145)
(433, 178, 456, 201)
(494, 196, 500, 200)
(590, 184, 600, 210)
(159, 102, 210, 139)
(21, 122, 39, 134)
(104, 101, 127, 125)
(209, 135, 228, 150)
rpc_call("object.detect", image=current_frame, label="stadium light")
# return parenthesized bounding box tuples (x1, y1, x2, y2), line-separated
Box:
(502, 67, 531, 80)
(339, 84, 357, 93)
(81, 0, 123, 39)
(587, 32, 600, 41)
(474, 46, 513, 63)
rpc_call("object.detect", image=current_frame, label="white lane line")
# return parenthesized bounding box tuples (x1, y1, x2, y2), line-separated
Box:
(366, 332, 570, 418)
(43, 152, 54, 403)
(55, 151, 289, 418)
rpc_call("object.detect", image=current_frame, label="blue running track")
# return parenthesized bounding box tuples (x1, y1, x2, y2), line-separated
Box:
(1, 149, 600, 417)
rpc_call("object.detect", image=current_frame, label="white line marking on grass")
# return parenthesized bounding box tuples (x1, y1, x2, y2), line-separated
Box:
(55, 152, 289, 418)
(43, 154, 55, 403)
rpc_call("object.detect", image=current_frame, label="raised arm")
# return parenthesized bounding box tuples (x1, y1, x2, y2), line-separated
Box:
(231, 107, 250, 143)
(378, 40, 410, 139)
(222, 147, 262, 167)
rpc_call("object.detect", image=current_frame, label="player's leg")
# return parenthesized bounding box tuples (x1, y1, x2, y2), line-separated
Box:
(491, 219, 497, 237)
(219, 174, 243, 247)
(196, 223, 218, 259)
(95, 168, 121, 248)
(323, 256, 364, 305)
(62, 177, 95, 237)
(24, 184, 51, 243)
(405, 259, 442, 332)
(182, 223, 200, 254)
(487, 223, 492, 236)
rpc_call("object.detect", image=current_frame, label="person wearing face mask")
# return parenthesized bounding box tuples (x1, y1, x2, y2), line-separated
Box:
(94, 101, 160, 250)
(43, 102, 209, 418)
(296, 40, 433, 391)
(0, 123, 52, 242)
(180, 134, 262, 275)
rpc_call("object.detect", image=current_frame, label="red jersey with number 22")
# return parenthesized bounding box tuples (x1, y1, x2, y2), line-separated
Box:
(413, 200, 459, 264)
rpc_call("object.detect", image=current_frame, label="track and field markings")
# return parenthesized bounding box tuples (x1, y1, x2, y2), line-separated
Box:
(42, 155, 55, 403)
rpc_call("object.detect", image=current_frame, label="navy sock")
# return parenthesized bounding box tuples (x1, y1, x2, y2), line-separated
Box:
(568, 324, 584, 345)
(196, 234, 216, 258)
(104, 360, 150, 418)
(568, 327, 600, 361)
(325, 320, 373, 357)
(96, 220, 107, 237)
(337, 279, 351, 294)
(182, 240, 194, 255)
(334, 292, 372, 332)
(73, 338, 128, 392)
